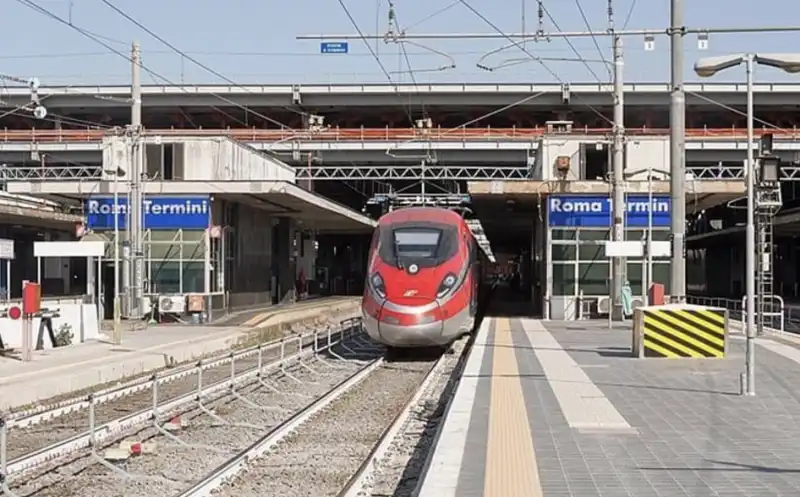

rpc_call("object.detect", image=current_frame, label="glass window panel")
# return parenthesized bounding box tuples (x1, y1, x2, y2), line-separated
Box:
(552, 263, 575, 296)
(579, 229, 610, 241)
(578, 262, 609, 296)
(625, 229, 644, 241)
(551, 229, 576, 240)
(150, 242, 180, 259)
(651, 230, 670, 242)
(150, 231, 178, 241)
(652, 262, 671, 294)
(182, 241, 205, 260)
(551, 244, 576, 262)
(182, 230, 205, 242)
(578, 243, 605, 261)
(182, 262, 205, 293)
(149, 261, 180, 294)
(627, 262, 643, 296)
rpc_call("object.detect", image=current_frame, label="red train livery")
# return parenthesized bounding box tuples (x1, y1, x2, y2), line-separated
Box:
(361, 207, 483, 348)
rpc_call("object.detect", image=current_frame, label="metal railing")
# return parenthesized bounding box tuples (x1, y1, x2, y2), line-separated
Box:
(2, 126, 800, 143)
(686, 295, 791, 334)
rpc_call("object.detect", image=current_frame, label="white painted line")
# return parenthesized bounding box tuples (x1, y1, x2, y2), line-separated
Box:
(415, 318, 492, 497)
(521, 319, 631, 431)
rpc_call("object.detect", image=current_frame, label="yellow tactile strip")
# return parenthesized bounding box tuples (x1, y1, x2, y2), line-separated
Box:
(483, 318, 543, 497)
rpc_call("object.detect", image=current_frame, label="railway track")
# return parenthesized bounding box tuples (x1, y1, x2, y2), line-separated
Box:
(6, 298, 357, 423)
(3, 327, 474, 497)
(193, 335, 472, 497)
(0, 318, 366, 488)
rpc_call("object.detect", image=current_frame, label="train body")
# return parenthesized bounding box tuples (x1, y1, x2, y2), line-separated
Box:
(361, 207, 483, 348)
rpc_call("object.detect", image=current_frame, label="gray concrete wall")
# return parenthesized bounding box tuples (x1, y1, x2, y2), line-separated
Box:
(228, 202, 274, 308)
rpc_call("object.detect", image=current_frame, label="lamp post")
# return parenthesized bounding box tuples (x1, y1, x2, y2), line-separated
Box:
(694, 52, 800, 396)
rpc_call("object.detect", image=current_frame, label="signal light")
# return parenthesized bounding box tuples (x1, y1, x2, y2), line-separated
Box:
(6, 306, 20, 320)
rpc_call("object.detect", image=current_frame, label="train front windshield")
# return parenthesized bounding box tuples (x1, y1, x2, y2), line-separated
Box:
(378, 223, 458, 267)
(394, 229, 440, 258)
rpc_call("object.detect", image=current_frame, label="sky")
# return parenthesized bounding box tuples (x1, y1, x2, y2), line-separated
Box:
(2, 0, 800, 86)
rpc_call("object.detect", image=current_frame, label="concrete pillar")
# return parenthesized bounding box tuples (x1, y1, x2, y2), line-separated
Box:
(273, 217, 295, 303)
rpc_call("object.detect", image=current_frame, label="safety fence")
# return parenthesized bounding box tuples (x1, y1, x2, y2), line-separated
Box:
(686, 295, 790, 334)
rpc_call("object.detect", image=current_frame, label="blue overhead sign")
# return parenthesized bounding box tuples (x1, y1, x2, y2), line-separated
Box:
(320, 42, 349, 54)
(547, 194, 671, 228)
(85, 196, 210, 230)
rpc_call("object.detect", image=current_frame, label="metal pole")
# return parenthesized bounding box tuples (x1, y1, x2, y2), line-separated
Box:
(669, 0, 686, 303)
(610, 33, 625, 321)
(129, 41, 144, 319)
(744, 54, 756, 396)
(112, 170, 121, 345)
(644, 167, 653, 305)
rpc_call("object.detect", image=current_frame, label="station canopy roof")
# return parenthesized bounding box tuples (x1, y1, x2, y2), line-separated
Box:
(5, 180, 376, 234)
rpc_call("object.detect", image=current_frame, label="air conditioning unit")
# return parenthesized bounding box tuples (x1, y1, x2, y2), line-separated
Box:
(597, 297, 611, 315)
(158, 295, 186, 315)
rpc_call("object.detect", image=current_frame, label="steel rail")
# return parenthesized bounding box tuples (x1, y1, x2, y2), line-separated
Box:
(4, 325, 356, 477)
(7, 298, 354, 429)
(174, 356, 385, 497)
(335, 351, 450, 497)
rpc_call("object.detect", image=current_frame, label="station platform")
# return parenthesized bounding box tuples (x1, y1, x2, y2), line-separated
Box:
(0, 297, 360, 411)
(417, 317, 800, 497)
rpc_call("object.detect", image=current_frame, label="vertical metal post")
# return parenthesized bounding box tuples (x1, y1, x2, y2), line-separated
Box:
(646, 169, 654, 304)
(4, 260, 9, 301)
(744, 54, 756, 396)
(610, 33, 625, 321)
(113, 169, 121, 345)
(669, 0, 687, 302)
(129, 41, 144, 319)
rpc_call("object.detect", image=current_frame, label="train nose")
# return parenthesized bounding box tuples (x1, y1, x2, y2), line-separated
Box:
(377, 298, 444, 347)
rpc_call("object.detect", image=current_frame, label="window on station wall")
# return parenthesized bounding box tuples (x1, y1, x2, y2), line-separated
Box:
(578, 229, 610, 241)
(627, 262, 643, 296)
(551, 229, 577, 241)
(652, 263, 671, 294)
(182, 262, 205, 293)
(578, 242, 605, 262)
(577, 262, 609, 296)
(552, 263, 575, 296)
(551, 244, 576, 262)
(149, 261, 180, 294)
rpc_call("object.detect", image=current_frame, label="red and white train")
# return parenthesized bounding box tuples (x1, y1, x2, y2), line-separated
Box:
(361, 207, 485, 348)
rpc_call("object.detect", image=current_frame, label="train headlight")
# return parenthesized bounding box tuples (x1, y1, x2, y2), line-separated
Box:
(437, 273, 458, 298)
(370, 273, 386, 298)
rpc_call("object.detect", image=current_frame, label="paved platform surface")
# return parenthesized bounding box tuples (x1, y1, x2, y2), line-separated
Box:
(0, 297, 360, 411)
(417, 317, 800, 497)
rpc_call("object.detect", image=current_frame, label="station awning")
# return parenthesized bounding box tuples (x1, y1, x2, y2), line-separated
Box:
(6, 180, 376, 233)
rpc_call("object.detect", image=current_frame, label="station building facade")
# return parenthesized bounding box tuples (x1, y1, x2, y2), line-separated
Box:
(84, 194, 316, 314)
(545, 194, 673, 319)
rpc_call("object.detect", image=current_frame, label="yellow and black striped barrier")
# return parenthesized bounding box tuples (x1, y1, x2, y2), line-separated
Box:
(632, 305, 728, 358)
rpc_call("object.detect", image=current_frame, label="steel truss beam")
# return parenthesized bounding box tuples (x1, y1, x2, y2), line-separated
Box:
(689, 164, 800, 180)
(295, 165, 530, 180)
(5, 163, 800, 181)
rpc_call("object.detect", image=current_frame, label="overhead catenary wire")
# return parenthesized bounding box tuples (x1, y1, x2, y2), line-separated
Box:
(14, 0, 292, 132)
(538, 2, 604, 83)
(334, 0, 420, 130)
(574, 0, 611, 79)
(97, 0, 306, 127)
(13, 0, 250, 129)
(459, 0, 613, 126)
